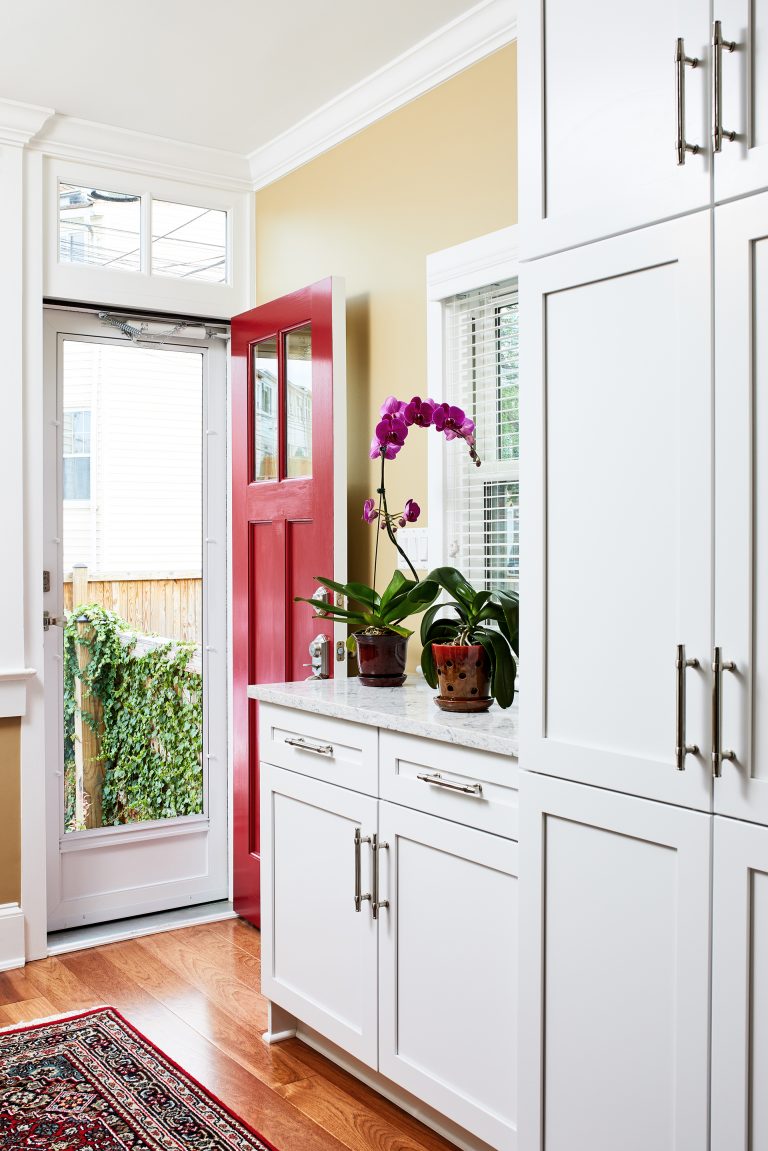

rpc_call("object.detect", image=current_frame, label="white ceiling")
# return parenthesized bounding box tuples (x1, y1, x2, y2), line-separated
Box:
(0, 0, 488, 157)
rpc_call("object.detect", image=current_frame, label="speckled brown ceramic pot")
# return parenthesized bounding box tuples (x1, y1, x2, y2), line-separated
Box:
(354, 631, 408, 687)
(432, 643, 492, 711)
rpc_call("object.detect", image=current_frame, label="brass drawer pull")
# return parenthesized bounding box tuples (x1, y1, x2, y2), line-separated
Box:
(416, 772, 483, 797)
(284, 736, 334, 757)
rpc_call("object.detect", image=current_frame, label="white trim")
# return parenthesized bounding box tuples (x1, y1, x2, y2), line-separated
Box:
(0, 904, 25, 972)
(0, 98, 54, 147)
(248, 0, 517, 189)
(0, 671, 36, 720)
(31, 115, 251, 190)
(47, 900, 235, 956)
(425, 226, 519, 573)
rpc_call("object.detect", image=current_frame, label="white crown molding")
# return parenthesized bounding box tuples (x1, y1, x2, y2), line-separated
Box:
(248, 0, 517, 190)
(29, 115, 252, 192)
(0, 98, 54, 147)
(427, 224, 518, 299)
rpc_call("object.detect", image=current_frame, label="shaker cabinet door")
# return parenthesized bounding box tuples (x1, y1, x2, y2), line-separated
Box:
(519, 0, 710, 258)
(519, 772, 711, 1151)
(377, 801, 519, 1151)
(714, 191, 768, 825)
(521, 212, 712, 809)
(260, 762, 378, 1067)
(713, 0, 768, 202)
(711, 816, 768, 1151)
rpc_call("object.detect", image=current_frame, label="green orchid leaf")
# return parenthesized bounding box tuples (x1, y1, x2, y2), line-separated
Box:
(471, 589, 494, 615)
(475, 627, 516, 708)
(425, 566, 476, 608)
(420, 642, 438, 688)
(312, 575, 381, 610)
(495, 590, 520, 655)
(379, 570, 412, 612)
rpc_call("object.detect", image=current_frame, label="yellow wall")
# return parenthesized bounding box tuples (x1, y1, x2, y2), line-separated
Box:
(255, 45, 517, 606)
(0, 718, 21, 904)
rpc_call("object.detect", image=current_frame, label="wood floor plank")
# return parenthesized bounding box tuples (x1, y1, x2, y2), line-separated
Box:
(137, 928, 268, 1029)
(0, 921, 460, 1151)
(103, 938, 314, 1089)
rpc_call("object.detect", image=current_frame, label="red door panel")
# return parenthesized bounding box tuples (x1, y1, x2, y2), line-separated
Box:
(232, 277, 342, 926)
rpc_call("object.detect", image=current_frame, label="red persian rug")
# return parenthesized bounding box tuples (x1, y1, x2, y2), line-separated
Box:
(0, 1006, 278, 1149)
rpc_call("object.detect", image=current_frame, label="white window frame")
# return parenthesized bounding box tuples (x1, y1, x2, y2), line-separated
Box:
(45, 159, 252, 318)
(426, 225, 519, 574)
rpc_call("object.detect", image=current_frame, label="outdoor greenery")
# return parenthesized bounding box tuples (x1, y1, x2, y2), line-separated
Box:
(63, 604, 203, 830)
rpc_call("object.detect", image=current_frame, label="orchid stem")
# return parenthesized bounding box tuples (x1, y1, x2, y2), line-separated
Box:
(379, 450, 419, 582)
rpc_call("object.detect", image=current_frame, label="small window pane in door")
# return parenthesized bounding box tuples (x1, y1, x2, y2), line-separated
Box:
(253, 338, 278, 481)
(152, 200, 228, 283)
(286, 324, 312, 479)
(58, 184, 141, 270)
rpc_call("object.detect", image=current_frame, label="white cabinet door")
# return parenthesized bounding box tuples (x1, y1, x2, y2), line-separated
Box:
(260, 762, 378, 1067)
(378, 802, 519, 1151)
(519, 0, 710, 259)
(519, 772, 711, 1151)
(713, 0, 768, 202)
(714, 192, 768, 824)
(521, 213, 713, 809)
(711, 816, 768, 1150)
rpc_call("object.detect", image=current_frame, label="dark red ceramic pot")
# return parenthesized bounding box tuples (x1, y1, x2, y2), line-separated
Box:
(432, 643, 492, 712)
(354, 631, 408, 687)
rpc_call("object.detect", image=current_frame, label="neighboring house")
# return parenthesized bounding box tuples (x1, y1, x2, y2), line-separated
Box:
(62, 339, 203, 578)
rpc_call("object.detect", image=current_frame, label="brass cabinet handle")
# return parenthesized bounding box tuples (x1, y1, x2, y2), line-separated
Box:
(284, 736, 334, 757)
(713, 20, 737, 152)
(711, 647, 737, 778)
(675, 644, 700, 770)
(372, 834, 389, 921)
(676, 37, 701, 165)
(353, 828, 371, 912)
(416, 771, 483, 796)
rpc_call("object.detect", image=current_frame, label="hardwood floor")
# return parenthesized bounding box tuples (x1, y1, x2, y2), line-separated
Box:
(0, 919, 459, 1151)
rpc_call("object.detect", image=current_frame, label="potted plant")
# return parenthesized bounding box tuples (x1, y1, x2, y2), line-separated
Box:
(297, 394, 480, 686)
(295, 569, 439, 686)
(420, 567, 519, 710)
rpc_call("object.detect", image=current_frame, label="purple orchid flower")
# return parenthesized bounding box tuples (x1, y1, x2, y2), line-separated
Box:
(398, 498, 421, 527)
(380, 395, 406, 419)
(371, 412, 408, 459)
(362, 497, 378, 524)
(433, 403, 475, 442)
(402, 396, 435, 428)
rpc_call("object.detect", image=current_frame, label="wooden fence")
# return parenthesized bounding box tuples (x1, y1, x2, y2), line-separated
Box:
(64, 566, 202, 644)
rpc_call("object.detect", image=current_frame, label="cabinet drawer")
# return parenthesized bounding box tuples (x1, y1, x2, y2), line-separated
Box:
(259, 704, 378, 795)
(379, 730, 518, 839)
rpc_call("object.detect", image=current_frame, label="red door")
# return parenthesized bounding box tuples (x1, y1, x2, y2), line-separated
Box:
(232, 277, 346, 925)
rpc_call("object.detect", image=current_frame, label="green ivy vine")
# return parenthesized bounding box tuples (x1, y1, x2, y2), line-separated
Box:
(64, 604, 203, 830)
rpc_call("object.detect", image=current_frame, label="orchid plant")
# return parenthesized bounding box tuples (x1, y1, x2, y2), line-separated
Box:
(365, 395, 480, 584)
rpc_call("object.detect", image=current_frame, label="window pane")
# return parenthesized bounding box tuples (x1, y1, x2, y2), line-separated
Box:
(152, 200, 227, 283)
(253, 338, 278, 481)
(496, 301, 519, 461)
(484, 480, 519, 594)
(64, 410, 91, 455)
(285, 324, 312, 479)
(63, 457, 91, 501)
(59, 184, 141, 271)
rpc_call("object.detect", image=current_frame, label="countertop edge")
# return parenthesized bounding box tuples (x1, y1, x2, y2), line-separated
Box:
(247, 682, 518, 758)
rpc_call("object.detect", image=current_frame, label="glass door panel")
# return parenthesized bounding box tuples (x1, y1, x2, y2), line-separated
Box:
(61, 339, 204, 832)
(285, 323, 313, 478)
(252, 337, 278, 481)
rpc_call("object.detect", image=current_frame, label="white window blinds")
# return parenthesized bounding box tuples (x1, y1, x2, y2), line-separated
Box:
(442, 278, 519, 594)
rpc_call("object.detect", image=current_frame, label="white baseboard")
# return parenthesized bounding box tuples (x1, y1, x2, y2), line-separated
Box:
(0, 903, 25, 971)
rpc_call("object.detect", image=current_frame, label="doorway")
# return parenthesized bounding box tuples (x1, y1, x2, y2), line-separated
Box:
(43, 308, 229, 931)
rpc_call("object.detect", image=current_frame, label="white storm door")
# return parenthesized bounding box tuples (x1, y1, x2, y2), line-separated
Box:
(714, 192, 768, 823)
(711, 815, 768, 1151)
(377, 801, 519, 1151)
(260, 763, 378, 1069)
(519, 0, 710, 258)
(519, 772, 712, 1151)
(713, 0, 768, 203)
(521, 212, 713, 810)
(43, 310, 228, 931)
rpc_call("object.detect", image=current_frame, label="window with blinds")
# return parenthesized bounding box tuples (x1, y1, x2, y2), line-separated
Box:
(443, 278, 519, 594)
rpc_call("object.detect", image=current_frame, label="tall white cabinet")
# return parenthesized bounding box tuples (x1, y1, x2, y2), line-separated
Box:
(521, 4, 768, 1147)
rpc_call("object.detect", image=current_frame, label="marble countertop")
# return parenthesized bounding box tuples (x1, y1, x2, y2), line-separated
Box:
(247, 676, 518, 758)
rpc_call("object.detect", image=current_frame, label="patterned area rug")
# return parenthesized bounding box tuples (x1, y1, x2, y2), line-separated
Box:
(0, 1007, 277, 1150)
